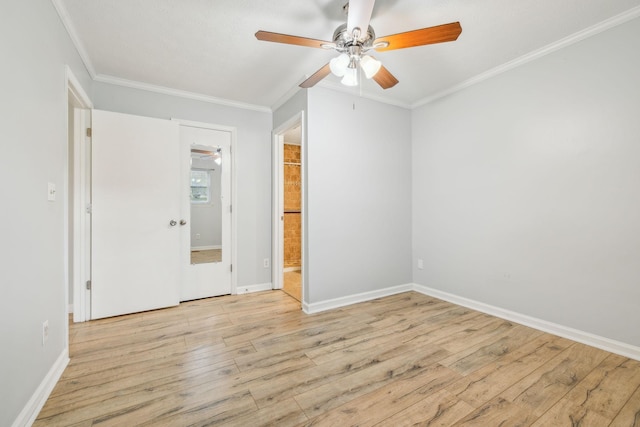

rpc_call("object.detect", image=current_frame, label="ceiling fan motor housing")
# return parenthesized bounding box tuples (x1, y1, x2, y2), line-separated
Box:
(332, 23, 376, 52)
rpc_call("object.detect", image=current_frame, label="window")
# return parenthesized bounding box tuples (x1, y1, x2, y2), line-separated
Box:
(190, 169, 210, 203)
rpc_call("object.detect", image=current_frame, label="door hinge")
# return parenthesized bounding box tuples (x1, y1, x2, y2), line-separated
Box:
(230, 264, 233, 273)
(86, 128, 92, 137)
(86, 203, 92, 214)
(86, 280, 92, 290)
(230, 204, 232, 213)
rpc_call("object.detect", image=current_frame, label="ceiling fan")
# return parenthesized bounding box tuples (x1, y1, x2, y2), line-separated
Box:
(255, 0, 462, 90)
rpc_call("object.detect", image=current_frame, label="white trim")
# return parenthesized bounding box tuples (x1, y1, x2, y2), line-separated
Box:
(97, 74, 271, 113)
(170, 118, 236, 133)
(66, 66, 93, 109)
(68, 304, 74, 314)
(51, 1, 96, 78)
(190, 245, 222, 251)
(412, 284, 640, 362)
(11, 350, 69, 427)
(66, 66, 92, 325)
(272, 130, 284, 292)
(412, 5, 640, 108)
(230, 126, 238, 297)
(236, 283, 273, 295)
(299, 116, 307, 307)
(302, 284, 414, 314)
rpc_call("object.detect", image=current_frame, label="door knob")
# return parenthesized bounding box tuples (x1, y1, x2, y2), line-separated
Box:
(180, 219, 187, 225)
(169, 220, 177, 226)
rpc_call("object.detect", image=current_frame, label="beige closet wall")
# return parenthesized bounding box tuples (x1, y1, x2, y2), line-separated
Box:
(283, 144, 301, 268)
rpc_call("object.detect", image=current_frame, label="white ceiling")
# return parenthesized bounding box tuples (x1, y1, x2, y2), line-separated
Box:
(56, 0, 640, 109)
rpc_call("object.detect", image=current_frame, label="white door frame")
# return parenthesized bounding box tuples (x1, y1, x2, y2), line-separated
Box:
(271, 112, 305, 303)
(66, 65, 93, 323)
(172, 118, 238, 294)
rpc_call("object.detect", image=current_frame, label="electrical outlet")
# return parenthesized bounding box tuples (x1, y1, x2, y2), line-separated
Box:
(42, 320, 49, 345)
(263, 258, 269, 268)
(417, 259, 424, 270)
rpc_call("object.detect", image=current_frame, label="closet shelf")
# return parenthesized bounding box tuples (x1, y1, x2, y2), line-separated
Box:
(284, 210, 301, 214)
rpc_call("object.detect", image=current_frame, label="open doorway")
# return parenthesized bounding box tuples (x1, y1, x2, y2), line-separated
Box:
(66, 66, 92, 324)
(273, 113, 304, 304)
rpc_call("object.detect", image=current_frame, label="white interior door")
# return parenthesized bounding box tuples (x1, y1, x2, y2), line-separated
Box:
(180, 124, 232, 301)
(91, 110, 181, 319)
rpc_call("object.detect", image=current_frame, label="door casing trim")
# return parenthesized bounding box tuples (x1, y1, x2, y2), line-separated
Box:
(67, 65, 93, 324)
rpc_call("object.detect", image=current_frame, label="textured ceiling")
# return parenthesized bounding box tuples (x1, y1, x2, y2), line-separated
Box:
(56, 0, 640, 109)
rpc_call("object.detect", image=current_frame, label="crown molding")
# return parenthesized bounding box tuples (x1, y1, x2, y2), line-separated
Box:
(50, 0, 96, 78)
(412, 5, 640, 109)
(94, 74, 272, 113)
(52, 0, 268, 112)
(270, 79, 306, 112)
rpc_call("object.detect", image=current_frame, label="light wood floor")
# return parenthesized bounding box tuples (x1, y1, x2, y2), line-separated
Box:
(35, 291, 640, 426)
(191, 249, 222, 264)
(283, 270, 302, 302)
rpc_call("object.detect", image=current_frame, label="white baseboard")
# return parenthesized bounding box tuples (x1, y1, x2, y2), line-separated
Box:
(236, 283, 273, 295)
(68, 304, 73, 314)
(302, 283, 413, 314)
(191, 245, 221, 251)
(12, 349, 69, 427)
(412, 283, 640, 362)
(296, 281, 640, 361)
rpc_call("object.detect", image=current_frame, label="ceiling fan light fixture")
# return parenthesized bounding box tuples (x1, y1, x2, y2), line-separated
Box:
(360, 55, 382, 79)
(330, 53, 350, 77)
(341, 67, 358, 86)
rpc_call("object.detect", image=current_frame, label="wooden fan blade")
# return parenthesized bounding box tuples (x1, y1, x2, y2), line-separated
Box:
(372, 65, 399, 89)
(347, 0, 376, 35)
(374, 22, 462, 52)
(299, 63, 332, 88)
(255, 30, 331, 49)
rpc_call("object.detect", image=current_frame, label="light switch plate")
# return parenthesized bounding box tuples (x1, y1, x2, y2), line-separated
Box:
(48, 183, 56, 201)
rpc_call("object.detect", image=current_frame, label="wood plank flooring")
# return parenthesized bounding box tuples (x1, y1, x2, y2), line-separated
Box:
(35, 291, 640, 426)
(190, 249, 222, 264)
(283, 270, 302, 302)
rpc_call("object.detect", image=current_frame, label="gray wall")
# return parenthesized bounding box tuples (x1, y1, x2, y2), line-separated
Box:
(306, 88, 413, 303)
(0, 1, 92, 425)
(273, 90, 308, 130)
(92, 82, 273, 287)
(412, 17, 640, 346)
